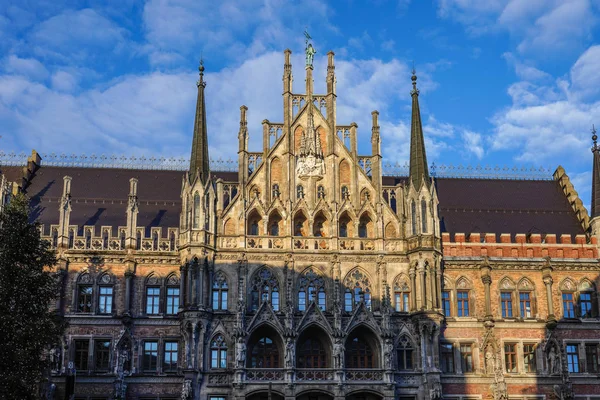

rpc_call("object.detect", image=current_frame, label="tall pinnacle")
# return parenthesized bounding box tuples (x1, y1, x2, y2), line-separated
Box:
(189, 59, 210, 183)
(591, 125, 600, 218)
(409, 69, 430, 190)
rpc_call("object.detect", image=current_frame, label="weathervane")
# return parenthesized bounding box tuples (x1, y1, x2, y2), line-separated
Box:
(304, 29, 316, 67)
(592, 124, 598, 152)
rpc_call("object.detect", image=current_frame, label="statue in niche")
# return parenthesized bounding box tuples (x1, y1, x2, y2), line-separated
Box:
(49, 346, 61, 372)
(548, 345, 561, 375)
(333, 338, 344, 369)
(485, 348, 495, 375)
(181, 379, 192, 400)
(235, 337, 246, 368)
(285, 338, 295, 368)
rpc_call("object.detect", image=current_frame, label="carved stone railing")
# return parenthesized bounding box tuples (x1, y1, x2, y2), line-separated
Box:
(395, 373, 421, 387)
(248, 153, 263, 176)
(407, 235, 439, 251)
(345, 369, 384, 381)
(358, 156, 372, 177)
(339, 238, 377, 251)
(246, 369, 284, 382)
(207, 372, 231, 386)
(295, 369, 334, 381)
(40, 225, 179, 252)
(292, 237, 330, 250)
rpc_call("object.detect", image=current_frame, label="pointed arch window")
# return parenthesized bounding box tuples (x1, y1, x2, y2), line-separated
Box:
(517, 278, 535, 319)
(145, 275, 161, 315)
(210, 335, 228, 369)
(499, 278, 516, 318)
(212, 271, 228, 311)
(120, 229, 126, 250)
(297, 338, 327, 368)
(51, 228, 58, 248)
(421, 199, 427, 233)
(397, 335, 414, 370)
(358, 221, 367, 238)
(193, 193, 201, 229)
(411, 200, 417, 235)
(394, 279, 411, 312)
(578, 280, 597, 318)
(317, 185, 325, 199)
(250, 336, 279, 368)
(165, 274, 180, 315)
(455, 278, 473, 318)
(97, 274, 114, 315)
(346, 330, 375, 368)
(296, 184, 305, 199)
(298, 268, 326, 311)
(341, 186, 349, 200)
(272, 184, 280, 198)
(344, 269, 372, 311)
(250, 268, 280, 311)
(76, 273, 93, 313)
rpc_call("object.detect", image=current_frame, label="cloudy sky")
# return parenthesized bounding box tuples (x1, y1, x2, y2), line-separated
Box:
(1, 0, 600, 205)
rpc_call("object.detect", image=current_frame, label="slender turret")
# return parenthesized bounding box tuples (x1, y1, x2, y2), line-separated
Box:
(189, 59, 210, 183)
(408, 69, 429, 190)
(591, 125, 600, 218)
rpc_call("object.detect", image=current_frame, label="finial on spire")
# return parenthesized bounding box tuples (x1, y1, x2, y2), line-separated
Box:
(304, 29, 316, 68)
(410, 64, 419, 96)
(197, 57, 206, 88)
(592, 124, 598, 151)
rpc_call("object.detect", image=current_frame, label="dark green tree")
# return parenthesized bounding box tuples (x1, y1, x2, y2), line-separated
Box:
(0, 194, 66, 399)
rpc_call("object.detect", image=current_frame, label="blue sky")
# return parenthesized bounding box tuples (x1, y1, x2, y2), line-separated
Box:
(1, 0, 600, 207)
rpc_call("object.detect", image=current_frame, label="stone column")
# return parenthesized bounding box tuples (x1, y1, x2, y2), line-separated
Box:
(480, 264, 492, 320)
(409, 266, 417, 311)
(542, 266, 556, 324)
(56, 263, 68, 315)
(180, 264, 187, 309)
(187, 262, 194, 307)
(124, 270, 135, 315)
(418, 262, 426, 310)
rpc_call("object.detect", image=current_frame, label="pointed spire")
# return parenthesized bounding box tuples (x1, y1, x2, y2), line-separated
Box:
(591, 125, 600, 217)
(409, 68, 430, 190)
(189, 58, 210, 183)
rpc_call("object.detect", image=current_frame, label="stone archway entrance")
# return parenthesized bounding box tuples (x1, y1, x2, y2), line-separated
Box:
(296, 391, 334, 400)
(346, 392, 382, 400)
(246, 392, 284, 400)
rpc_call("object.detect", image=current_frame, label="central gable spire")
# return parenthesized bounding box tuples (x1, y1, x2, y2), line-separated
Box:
(189, 59, 210, 184)
(409, 68, 430, 190)
(591, 125, 600, 218)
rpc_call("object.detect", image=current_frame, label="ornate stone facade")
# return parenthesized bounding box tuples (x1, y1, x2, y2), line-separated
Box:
(2, 39, 600, 400)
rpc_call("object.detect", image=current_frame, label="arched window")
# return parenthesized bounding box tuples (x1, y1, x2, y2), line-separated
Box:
(344, 269, 372, 311)
(97, 273, 114, 314)
(411, 200, 416, 235)
(210, 335, 228, 369)
(272, 184, 280, 198)
(250, 336, 279, 368)
(358, 213, 372, 238)
(317, 185, 325, 199)
(268, 211, 282, 236)
(455, 277, 472, 318)
(250, 268, 280, 311)
(397, 335, 414, 370)
(68, 228, 74, 248)
(517, 278, 535, 319)
(394, 277, 411, 312)
(165, 274, 180, 315)
(193, 193, 201, 229)
(298, 268, 326, 311)
(296, 185, 305, 199)
(120, 229, 126, 250)
(358, 221, 367, 238)
(76, 273, 93, 313)
(499, 278, 516, 318)
(341, 185, 349, 200)
(51, 228, 58, 248)
(313, 212, 327, 237)
(297, 338, 327, 368)
(578, 279, 597, 318)
(248, 210, 261, 236)
(145, 275, 161, 315)
(560, 278, 576, 318)
(293, 211, 307, 237)
(421, 199, 427, 233)
(339, 212, 352, 238)
(212, 271, 228, 311)
(346, 329, 376, 368)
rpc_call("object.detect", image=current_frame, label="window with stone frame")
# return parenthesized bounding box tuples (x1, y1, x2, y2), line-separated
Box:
(297, 337, 327, 368)
(442, 290, 451, 317)
(94, 339, 111, 372)
(504, 343, 517, 373)
(566, 344, 580, 373)
(397, 335, 414, 370)
(517, 278, 535, 318)
(272, 183, 280, 199)
(76, 273, 94, 313)
(317, 185, 325, 199)
(163, 341, 178, 372)
(143, 341, 159, 372)
(499, 277, 516, 318)
(250, 267, 280, 312)
(460, 343, 473, 373)
(410, 200, 417, 235)
(296, 184, 305, 199)
(393, 275, 411, 313)
(440, 343, 455, 373)
(165, 274, 180, 315)
(145, 275, 161, 315)
(579, 280, 597, 318)
(346, 330, 375, 368)
(210, 335, 227, 369)
(193, 192, 201, 229)
(455, 277, 472, 317)
(343, 268, 372, 311)
(560, 279, 577, 319)
(97, 276, 113, 315)
(298, 267, 326, 311)
(421, 199, 427, 233)
(523, 343, 537, 373)
(250, 336, 279, 368)
(212, 271, 228, 311)
(74, 339, 89, 371)
(341, 185, 349, 200)
(586, 343, 599, 373)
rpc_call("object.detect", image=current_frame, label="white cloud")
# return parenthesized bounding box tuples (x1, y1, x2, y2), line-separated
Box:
(50, 70, 79, 92)
(461, 130, 484, 159)
(3, 55, 48, 80)
(570, 45, 600, 100)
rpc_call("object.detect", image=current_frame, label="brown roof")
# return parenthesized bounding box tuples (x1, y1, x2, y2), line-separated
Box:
(4, 165, 584, 237)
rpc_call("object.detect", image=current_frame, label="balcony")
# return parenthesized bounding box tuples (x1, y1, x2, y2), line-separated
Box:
(219, 235, 404, 252)
(295, 369, 335, 381)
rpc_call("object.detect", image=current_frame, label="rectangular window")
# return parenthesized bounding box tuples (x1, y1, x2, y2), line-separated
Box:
(440, 343, 455, 373)
(77, 285, 93, 313)
(504, 343, 517, 373)
(460, 343, 473, 373)
(210, 397, 226, 400)
(523, 343, 537, 373)
(299, 291, 306, 312)
(143, 341, 159, 372)
(318, 290, 326, 310)
(166, 287, 180, 315)
(397, 349, 413, 370)
(403, 293, 409, 312)
(501, 292, 513, 318)
(566, 344, 579, 373)
(272, 291, 280, 311)
(74, 340, 89, 371)
(98, 286, 113, 314)
(563, 293, 575, 318)
(442, 291, 451, 317)
(94, 340, 111, 371)
(163, 341, 178, 372)
(457, 291, 469, 317)
(221, 289, 228, 310)
(146, 287, 160, 315)
(580, 292, 593, 318)
(586, 343, 599, 373)
(345, 292, 353, 312)
(519, 292, 531, 318)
